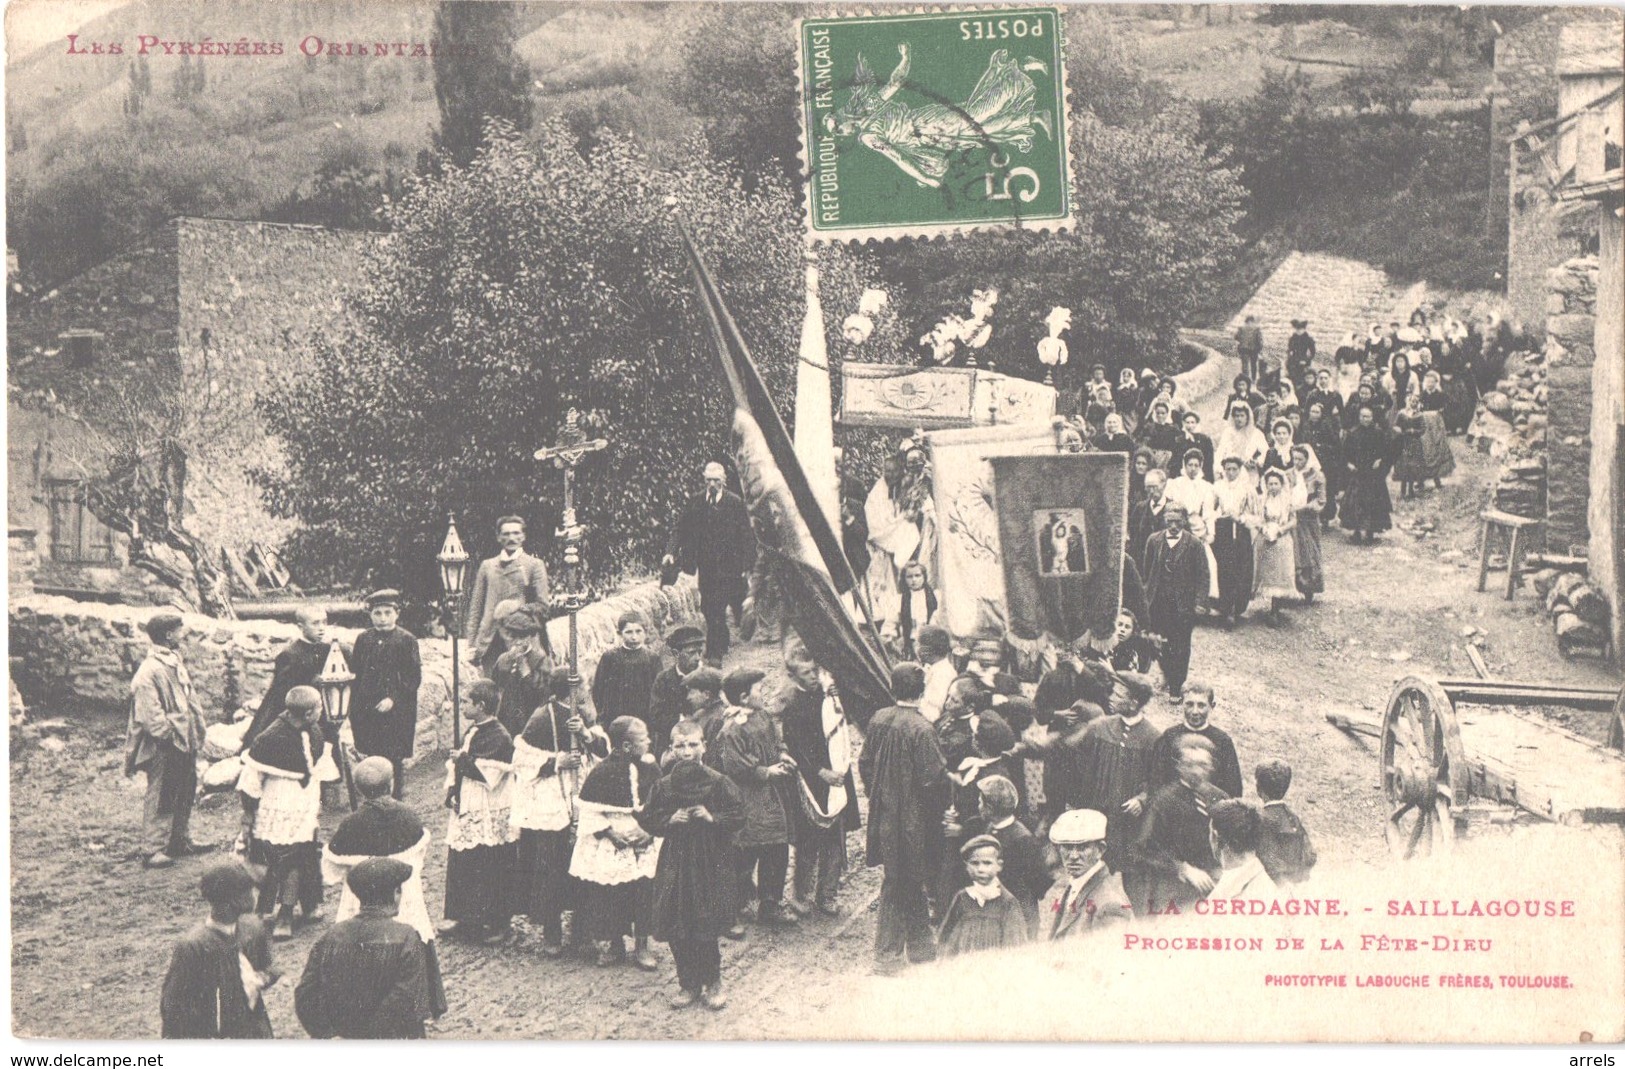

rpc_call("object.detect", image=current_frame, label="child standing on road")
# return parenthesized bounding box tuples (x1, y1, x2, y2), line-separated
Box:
(935, 835, 1030, 957)
(1255, 759, 1317, 885)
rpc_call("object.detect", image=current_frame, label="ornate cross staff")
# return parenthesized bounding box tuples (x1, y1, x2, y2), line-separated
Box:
(532, 409, 610, 764)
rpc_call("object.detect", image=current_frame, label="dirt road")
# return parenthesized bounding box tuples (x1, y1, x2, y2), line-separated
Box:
(12, 352, 1620, 1040)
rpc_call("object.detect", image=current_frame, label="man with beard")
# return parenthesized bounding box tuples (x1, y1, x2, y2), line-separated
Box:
(1127, 470, 1170, 575)
(1145, 683, 1243, 800)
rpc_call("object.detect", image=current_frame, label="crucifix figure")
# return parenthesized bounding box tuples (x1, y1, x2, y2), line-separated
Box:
(532, 409, 610, 746)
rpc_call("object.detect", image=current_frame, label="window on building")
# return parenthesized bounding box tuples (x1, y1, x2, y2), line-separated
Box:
(60, 329, 104, 368)
(47, 482, 115, 564)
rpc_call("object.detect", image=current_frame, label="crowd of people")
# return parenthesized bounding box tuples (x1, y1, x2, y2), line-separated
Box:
(148, 305, 1510, 1035)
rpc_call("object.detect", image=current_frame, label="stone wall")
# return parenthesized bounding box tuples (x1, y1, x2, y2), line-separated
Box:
(8, 577, 701, 757)
(1544, 256, 1598, 554)
(1588, 211, 1623, 659)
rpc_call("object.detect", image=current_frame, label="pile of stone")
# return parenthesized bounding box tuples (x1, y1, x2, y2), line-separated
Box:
(1469, 347, 1549, 519)
(1532, 568, 1612, 658)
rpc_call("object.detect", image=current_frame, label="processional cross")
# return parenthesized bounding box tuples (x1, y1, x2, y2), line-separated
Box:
(532, 408, 610, 738)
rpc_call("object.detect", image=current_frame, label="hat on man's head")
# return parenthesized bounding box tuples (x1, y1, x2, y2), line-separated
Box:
(683, 667, 724, 696)
(1049, 808, 1109, 845)
(722, 668, 766, 705)
(665, 624, 705, 651)
(959, 833, 1003, 860)
(1290, 318, 1309, 329)
(199, 860, 256, 905)
(347, 857, 413, 902)
(366, 589, 401, 609)
(144, 609, 185, 641)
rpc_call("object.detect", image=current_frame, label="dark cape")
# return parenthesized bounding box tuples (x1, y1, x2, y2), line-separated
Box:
(246, 716, 324, 785)
(245, 638, 329, 747)
(160, 918, 275, 1039)
(444, 719, 517, 930)
(637, 759, 746, 941)
(328, 797, 425, 857)
(295, 910, 431, 1039)
(1147, 723, 1243, 800)
(858, 704, 949, 877)
(350, 627, 422, 761)
(937, 884, 1031, 957)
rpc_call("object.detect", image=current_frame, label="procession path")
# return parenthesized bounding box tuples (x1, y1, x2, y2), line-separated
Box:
(10, 345, 1621, 1041)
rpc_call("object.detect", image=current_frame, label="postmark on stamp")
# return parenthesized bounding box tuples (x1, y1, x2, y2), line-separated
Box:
(798, 7, 1072, 243)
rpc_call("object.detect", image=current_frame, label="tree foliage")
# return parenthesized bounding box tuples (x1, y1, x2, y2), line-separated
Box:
(267, 120, 882, 607)
(431, 1, 534, 169)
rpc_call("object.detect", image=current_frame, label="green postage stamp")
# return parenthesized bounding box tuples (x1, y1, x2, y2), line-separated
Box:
(798, 7, 1072, 242)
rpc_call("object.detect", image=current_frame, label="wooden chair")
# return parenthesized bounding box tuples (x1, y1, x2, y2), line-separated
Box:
(1477, 509, 1542, 600)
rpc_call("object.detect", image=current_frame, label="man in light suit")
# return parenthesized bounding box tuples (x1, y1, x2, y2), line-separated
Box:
(126, 610, 213, 869)
(663, 462, 755, 665)
(466, 515, 551, 678)
(1039, 808, 1132, 940)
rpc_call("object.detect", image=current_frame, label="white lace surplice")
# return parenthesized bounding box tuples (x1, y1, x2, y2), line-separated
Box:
(444, 758, 518, 850)
(568, 763, 660, 886)
(236, 753, 321, 845)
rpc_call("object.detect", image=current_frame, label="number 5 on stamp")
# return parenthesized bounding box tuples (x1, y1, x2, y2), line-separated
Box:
(797, 7, 1073, 243)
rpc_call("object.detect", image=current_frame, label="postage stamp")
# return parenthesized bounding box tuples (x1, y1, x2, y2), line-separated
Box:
(798, 6, 1073, 242)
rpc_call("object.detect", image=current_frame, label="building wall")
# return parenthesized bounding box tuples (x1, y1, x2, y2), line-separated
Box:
(1589, 210, 1623, 658)
(1544, 256, 1599, 554)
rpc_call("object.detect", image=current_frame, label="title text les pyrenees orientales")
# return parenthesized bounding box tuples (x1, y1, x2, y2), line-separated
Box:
(65, 33, 475, 59)
(1142, 897, 1578, 918)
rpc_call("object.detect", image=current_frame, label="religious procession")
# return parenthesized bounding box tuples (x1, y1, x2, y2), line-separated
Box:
(10, 0, 1624, 1051)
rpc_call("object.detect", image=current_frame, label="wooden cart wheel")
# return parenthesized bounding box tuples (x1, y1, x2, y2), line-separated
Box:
(1381, 676, 1469, 860)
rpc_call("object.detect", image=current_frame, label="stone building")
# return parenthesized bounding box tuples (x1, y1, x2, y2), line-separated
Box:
(1501, 13, 1624, 332)
(6, 217, 378, 604)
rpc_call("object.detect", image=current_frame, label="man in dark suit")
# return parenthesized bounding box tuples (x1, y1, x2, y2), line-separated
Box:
(1141, 504, 1209, 701)
(1127, 469, 1169, 574)
(858, 663, 949, 975)
(664, 462, 755, 665)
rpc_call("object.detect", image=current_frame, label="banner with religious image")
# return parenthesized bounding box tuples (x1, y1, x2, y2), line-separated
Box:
(989, 452, 1130, 645)
(924, 422, 1060, 642)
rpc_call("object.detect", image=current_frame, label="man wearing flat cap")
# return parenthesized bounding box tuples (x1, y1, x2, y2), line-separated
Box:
(126, 609, 212, 869)
(649, 624, 706, 760)
(466, 515, 551, 678)
(350, 590, 422, 800)
(296, 857, 432, 1039)
(323, 757, 446, 1017)
(490, 601, 555, 738)
(160, 860, 276, 1037)
(664, 462, 754, 665)
(1038, 808, 1132, 940)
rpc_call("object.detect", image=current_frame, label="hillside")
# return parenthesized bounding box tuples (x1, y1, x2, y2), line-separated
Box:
(4, 0, 688, 288)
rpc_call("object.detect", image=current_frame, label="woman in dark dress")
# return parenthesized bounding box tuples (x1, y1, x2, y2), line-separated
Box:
(1304, 400, 1344, 524)
(1114, 369, 1142, 435)
(1341, 405, 1394, 542)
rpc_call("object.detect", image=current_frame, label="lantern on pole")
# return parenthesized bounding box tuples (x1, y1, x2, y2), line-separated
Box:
(315, 640, 358, 811)
(437, 514, 470, 758)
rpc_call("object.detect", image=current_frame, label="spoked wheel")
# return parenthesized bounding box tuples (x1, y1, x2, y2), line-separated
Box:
(1381, 677, 1468, 860)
